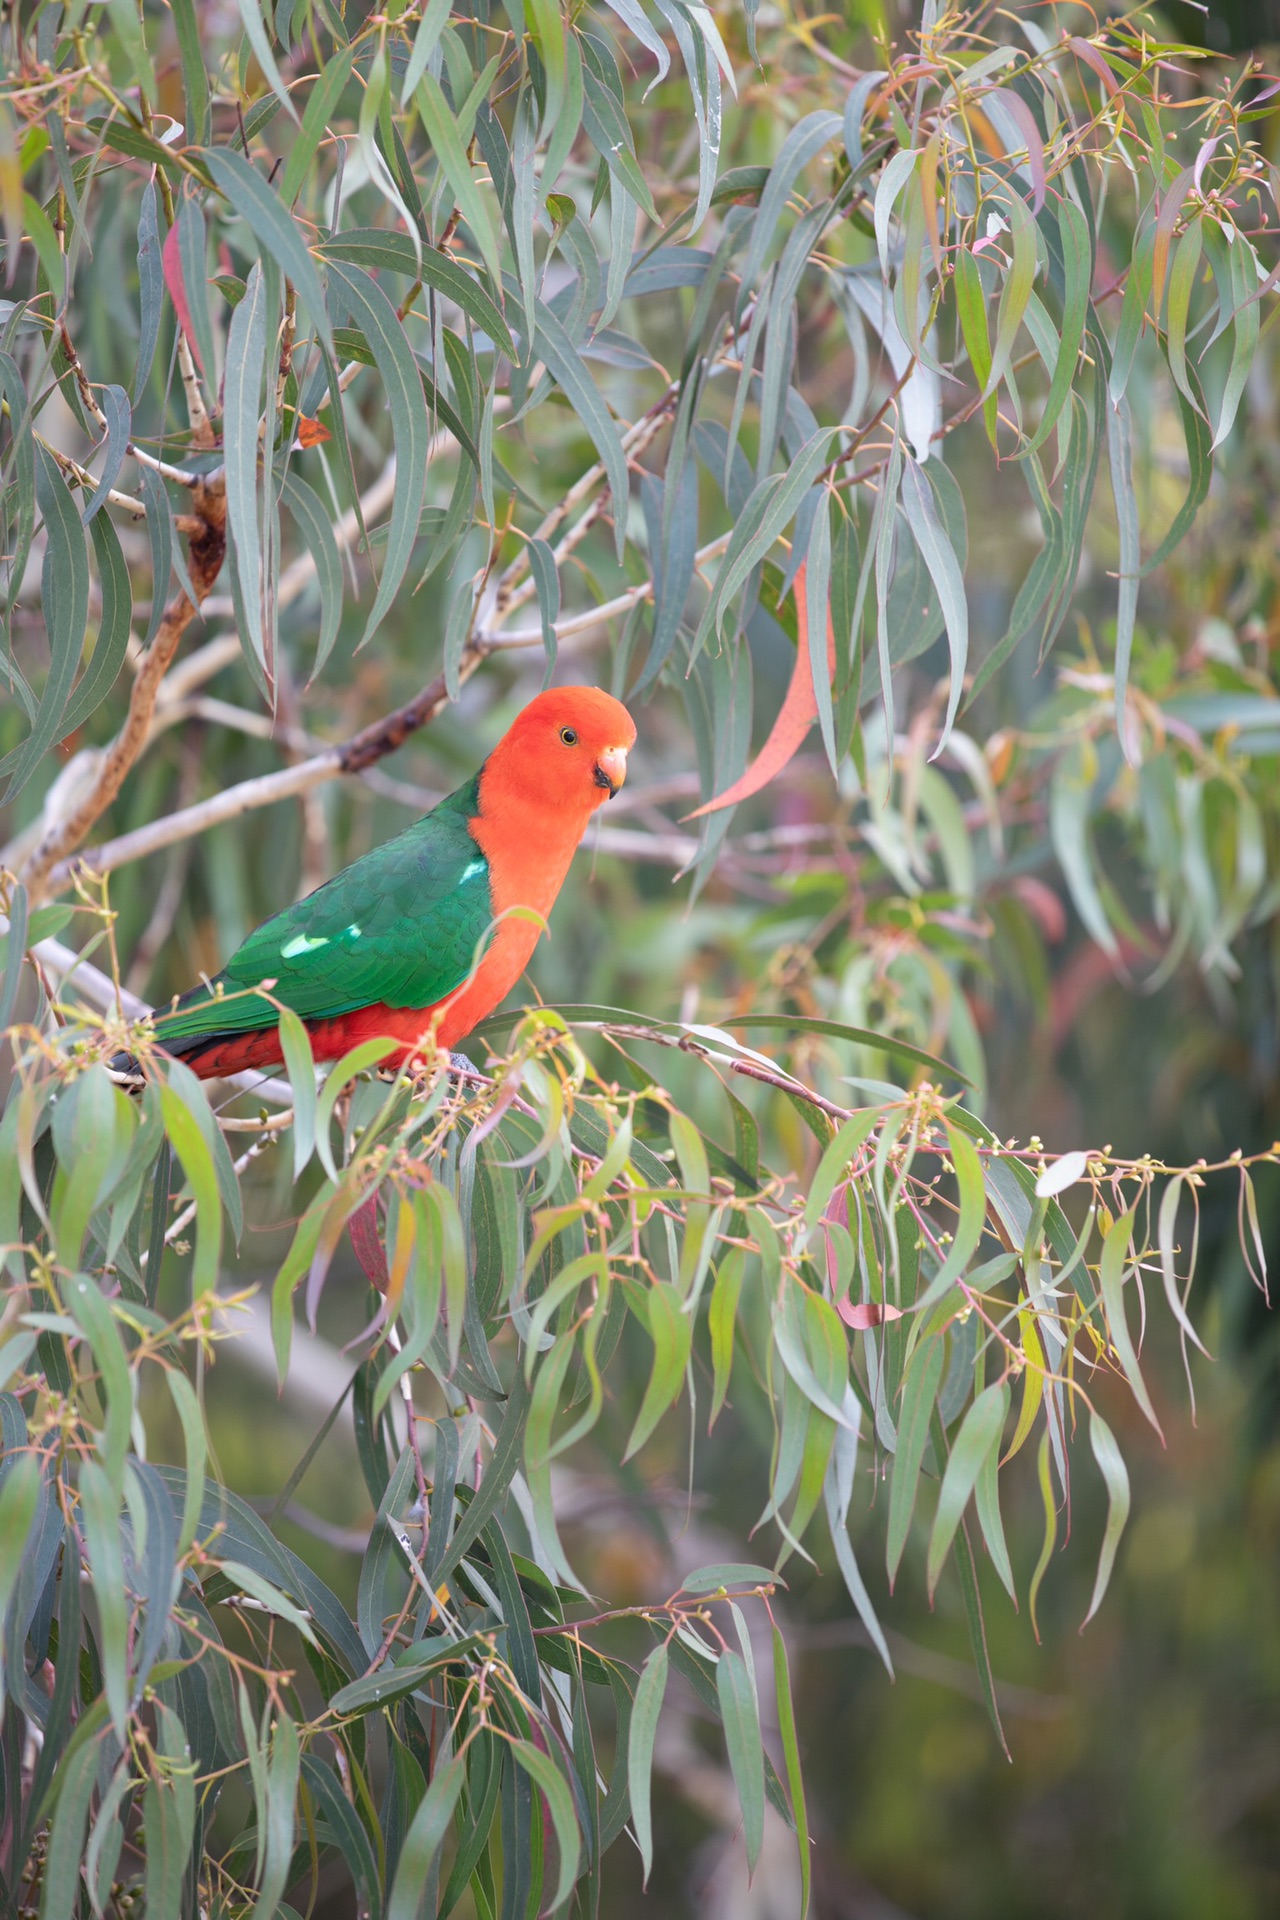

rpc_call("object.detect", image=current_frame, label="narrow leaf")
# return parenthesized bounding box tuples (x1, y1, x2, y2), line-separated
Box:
(1082, 1409, 1130, 1627)
(717, 1648, 765, 1874)
(628, 1644, 668, 1887)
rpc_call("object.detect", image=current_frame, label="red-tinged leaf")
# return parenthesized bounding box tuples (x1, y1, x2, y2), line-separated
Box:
(988, 87, 1046, 212)
(162, 219, 203, 373)
(349, 1192, 389, 1292)
(685, 564, 835, 818)
(838, 1299, 906, 1330)
(296, 414, 332, 447)
(1067, 35, 1124, 100)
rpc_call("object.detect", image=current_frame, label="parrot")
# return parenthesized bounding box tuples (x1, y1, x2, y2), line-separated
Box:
(114, 686, 636, 1082)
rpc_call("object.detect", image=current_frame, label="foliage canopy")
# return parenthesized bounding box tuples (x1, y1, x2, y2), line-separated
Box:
(1, 1, 1279, 1914)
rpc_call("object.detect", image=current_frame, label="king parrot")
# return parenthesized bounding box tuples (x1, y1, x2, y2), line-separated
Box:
(124, 687, 636, 1081)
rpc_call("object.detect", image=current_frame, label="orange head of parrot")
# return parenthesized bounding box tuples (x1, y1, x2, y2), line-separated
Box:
(485, 686, 637, 818)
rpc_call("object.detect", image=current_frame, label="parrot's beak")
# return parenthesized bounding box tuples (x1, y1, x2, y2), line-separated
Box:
(593, 745, 629, 798)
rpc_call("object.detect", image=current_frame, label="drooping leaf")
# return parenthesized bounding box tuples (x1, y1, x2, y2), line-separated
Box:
(628, 1643, 668, 1887)
(1082, 1409, 1131, 1626)
(4, 445, 90, 803)
(717, 1648, 765, 1874)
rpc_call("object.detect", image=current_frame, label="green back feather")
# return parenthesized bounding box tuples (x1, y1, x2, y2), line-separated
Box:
(155, 775, 492, 1045)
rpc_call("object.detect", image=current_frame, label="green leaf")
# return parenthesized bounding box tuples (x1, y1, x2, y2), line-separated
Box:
(1021, 196, 1092, 457)
(511, 1736, 581, 1913)
(251, 1710, 301, 1920)
(1109, 224, 1153, 405)
(717, 1647, 765, 1873)
(1156, 1173, 1210, 1362)
(1164, 215, 1203, 410)
(899, 456, 968, 752)
(299, 1754, 384, 1920)
(225, 259, 272, 685)
(628, 1643, 668, 1887)
(984, 183, 1037, 402)
(534, 300, 630, 561)
(951, 1509, 1010, 1760)
(175, 189, 217, 389)
(36, 1709, 109, 1920)
(1098, 1209, 1163, 1437)
(680, 1561, 778, 1594)
(164, 1367, 208, 1559)
(911, 1118, 987, 1318)
(80, 382, 131, 524)
(158, 1085, 223, 1296)
(709, 1248, 744, 1429)
(401, 0, 453, 101)
(5, 444, 90, 803)
(325, 259, 431, 649)
(281, 39, 358, 205)
(203, 146, 333, 354)
(414, 73, 503, 291)
(1082, 1408, 1131, 1626)
(60, 510, 133, 738)
(0, 1450, 40, 1705)
(886, 1334, 945, 1588)
(234, 0, 299, 121)
(625, 1280, 693, 1459)
(582, 57, 659, 221)
(314, 1038, 398, 1183)
(1214, 231, 1260, 448)
(276, 1006, 317, 1180)
(330, 1633, 490, 1715)
(772, 1625, 811, 1916)
(219, 1559, 319, 1647)
(927, 1379, 1009, 1598)
(803, 1111, 880, 1233)
(387, 1749, 467, 1920)
(739, 110, 841, 301)
(142, 1703, 197, 1920)
(527, 534, 560, 688)
(103, 0, 155, 106)
(323, 228, 514, 359)
(1050, 742, 1117, 955)
(699, 429, 838, 647)
(1105, 387, 1140, 750)
(974, 1396, 1017, 1605)
(955, 248, 996, 440)
(79, 1460, 129, 1737)
(64, 1270, 133, 1484)
(1028, 1428, 1058, 1642)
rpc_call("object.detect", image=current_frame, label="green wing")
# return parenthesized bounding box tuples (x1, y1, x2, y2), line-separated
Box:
(156, 777, 493, 1045)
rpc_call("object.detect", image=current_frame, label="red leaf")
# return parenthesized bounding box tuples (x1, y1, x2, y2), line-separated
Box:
(989, 86, 1047, 214)
(348, 1193, 389, 1292)
(837, 1299, 906, 1330)
(1067, 35, 1124, 99)
(162, 220, 204, 374)
(684, 562, 835, 819)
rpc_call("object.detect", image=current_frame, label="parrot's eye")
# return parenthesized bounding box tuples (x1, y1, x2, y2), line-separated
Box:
(559, 726, 579, 746)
